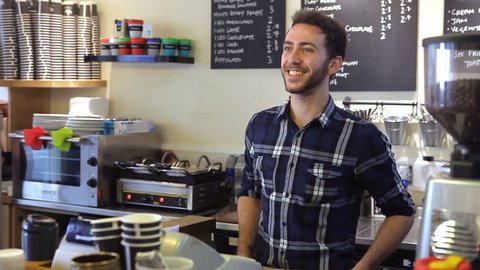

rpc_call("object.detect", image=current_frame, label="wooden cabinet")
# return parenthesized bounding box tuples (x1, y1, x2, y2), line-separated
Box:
(1, 194, 11, 248)
(0, 80, 107, 151)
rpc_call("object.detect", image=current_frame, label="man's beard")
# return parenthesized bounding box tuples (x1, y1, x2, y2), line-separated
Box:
(283, 60, 330, 95)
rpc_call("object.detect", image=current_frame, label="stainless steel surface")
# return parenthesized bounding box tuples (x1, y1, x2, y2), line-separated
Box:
(217, 216, 420, 251)
(11, 197, 419, 252)
(11, 133, 162, 207)
(118, 177, 224, 211)
(416, 175, 480, 260)
(10, 198, 182, 220)
(431, 220, 478, 260)
(216, 222, 239, 231)
(9, 133, 87, 143)
(355, 216, 419, 251)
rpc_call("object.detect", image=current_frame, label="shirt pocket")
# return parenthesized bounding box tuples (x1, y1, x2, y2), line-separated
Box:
(253, 155, 277, 196)
(304, 163, 343, 205)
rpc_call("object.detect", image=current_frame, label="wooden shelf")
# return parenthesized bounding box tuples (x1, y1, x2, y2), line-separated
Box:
(84, 54, 195, 64)
(0, 80, 107, 88)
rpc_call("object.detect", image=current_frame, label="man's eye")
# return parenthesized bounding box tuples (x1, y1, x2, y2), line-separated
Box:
(303, 48, 314, 53)
(283, 46, 292, 52)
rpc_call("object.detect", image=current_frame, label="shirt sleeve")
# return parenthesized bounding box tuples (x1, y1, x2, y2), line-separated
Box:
(355, 125, 415, 217)
(237, 115, 262, 199)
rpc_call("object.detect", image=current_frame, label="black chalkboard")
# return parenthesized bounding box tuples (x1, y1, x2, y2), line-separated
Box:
(302, 0, 418, 92)
(444, 0, 480, 34)
(211, 0, 286, 69)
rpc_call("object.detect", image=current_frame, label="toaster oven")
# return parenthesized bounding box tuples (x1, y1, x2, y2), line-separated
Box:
(10, 132, 162, 207)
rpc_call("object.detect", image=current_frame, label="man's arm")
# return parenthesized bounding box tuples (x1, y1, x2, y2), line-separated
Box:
(236, 196, 261, 258)
(353, 215, 414, 270)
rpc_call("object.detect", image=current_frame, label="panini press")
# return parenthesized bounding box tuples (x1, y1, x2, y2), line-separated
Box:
(115, 157, 226, 211)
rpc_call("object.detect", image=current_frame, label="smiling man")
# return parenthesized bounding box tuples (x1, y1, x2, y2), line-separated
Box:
(236, 9, 415, 270)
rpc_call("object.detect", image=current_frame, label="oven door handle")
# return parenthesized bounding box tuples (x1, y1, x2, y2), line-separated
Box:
(9, 133, 92, 144)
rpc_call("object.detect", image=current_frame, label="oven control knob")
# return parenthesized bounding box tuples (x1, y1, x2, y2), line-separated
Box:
(87, 157, 98, 167)
(87, 178, 98, 188)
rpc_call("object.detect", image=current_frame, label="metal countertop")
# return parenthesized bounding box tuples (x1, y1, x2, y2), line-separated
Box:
(11, 198, 419, 251)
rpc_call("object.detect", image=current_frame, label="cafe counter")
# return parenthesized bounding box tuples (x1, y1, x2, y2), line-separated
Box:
(8, 197, 419, 269)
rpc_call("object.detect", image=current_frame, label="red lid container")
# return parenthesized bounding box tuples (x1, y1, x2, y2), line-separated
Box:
(118, 37, 131, 55)
(130, 38, 146, 55)
(414, 256, 472, 270)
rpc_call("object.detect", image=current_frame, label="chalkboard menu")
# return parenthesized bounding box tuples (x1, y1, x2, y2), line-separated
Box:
(302, 0, 418, 92)
(211, 0, 285, 69)
(444, 0, 480, 33)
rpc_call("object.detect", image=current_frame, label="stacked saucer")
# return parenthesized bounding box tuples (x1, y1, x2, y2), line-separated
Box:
(66, 116, 105, 135)
(50, 0, 64, 80)
(31, 0, 51, 80)
(91, 3, 101, 80)
(2, 0, 19, 79)
(15, 0, 34, 80)
(32, 114, 69, 132)
(62, 0, 78, 80)
(76, 1, 92, 80)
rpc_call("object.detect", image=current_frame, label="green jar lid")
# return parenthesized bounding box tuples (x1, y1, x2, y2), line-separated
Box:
(162, 38, 178, 44)
(118, 37, 131, 43)
(178, 39, 192, 45)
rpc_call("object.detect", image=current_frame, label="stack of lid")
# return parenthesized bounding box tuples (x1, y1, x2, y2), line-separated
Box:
(50, 0, 63, 80)
(62, 0, 78, 80)
(76, 1, 92, 80)
(31, 0, 51, 80)
(15, 0, 34, 80)
(91, 3, 101, 80)
(2, 0, 19, 79)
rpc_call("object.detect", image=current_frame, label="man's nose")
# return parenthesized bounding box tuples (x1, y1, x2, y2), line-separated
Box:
(287, 49, 302, 63)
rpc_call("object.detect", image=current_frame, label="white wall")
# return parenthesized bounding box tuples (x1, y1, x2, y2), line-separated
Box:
(49, 0, 449, 162)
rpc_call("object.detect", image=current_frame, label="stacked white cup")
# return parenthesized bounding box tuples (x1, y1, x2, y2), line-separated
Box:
(0, 249, 25, 270)
(120, 213, 164, 270)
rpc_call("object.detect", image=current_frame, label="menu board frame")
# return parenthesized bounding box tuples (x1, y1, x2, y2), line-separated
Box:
(211, 0, 286, 69)
(444, 0, 480, 34)
(302, 0, 418, 92)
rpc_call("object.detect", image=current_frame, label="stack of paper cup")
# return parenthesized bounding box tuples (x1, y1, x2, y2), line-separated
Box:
(76, 1, 92, 80)
(50, 0, 63, 79)
(120, 213, 163, 270)
(62, 0, 78, 79)
(90, 217, 123, 261)
(2, 0, 20, 79)
(90, 3, 101, 79)
(31, 0, 52, 80)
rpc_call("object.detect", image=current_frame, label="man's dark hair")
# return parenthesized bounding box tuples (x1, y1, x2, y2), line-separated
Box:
(291, 10, 347, 60)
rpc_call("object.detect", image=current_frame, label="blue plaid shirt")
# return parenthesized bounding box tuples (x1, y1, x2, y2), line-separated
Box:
(238, 96, 415, 270)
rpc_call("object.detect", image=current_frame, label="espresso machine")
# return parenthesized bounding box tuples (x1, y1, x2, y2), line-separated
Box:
(417, 33, 480, 263)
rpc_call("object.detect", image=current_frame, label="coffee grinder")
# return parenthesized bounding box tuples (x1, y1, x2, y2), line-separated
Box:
(416, 33, 480, 262)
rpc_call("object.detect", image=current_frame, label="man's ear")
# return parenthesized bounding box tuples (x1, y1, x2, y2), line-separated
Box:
(329, 56, 343, 74)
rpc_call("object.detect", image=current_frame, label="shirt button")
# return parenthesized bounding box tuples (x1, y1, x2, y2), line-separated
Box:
(284, 192, 289, 198)
(280, 251, 285, 255)
(282, 222, 287, 226)
(289, 162, 294, 168)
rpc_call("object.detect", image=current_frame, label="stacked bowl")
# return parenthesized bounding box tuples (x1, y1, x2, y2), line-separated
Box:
(120, 213, 163, 270)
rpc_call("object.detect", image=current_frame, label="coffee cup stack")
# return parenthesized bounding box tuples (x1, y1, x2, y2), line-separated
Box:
(120, 213, 164, 270)
(90, 217, 123, 260)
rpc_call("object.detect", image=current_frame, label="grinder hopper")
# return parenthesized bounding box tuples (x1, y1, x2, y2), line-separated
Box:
(423, 33, 480, 178)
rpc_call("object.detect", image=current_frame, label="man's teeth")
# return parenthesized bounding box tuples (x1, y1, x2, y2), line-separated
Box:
(288, 70, 305, 76)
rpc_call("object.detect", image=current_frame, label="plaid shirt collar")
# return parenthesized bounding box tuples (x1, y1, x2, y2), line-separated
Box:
(275, 95, 336, 129)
